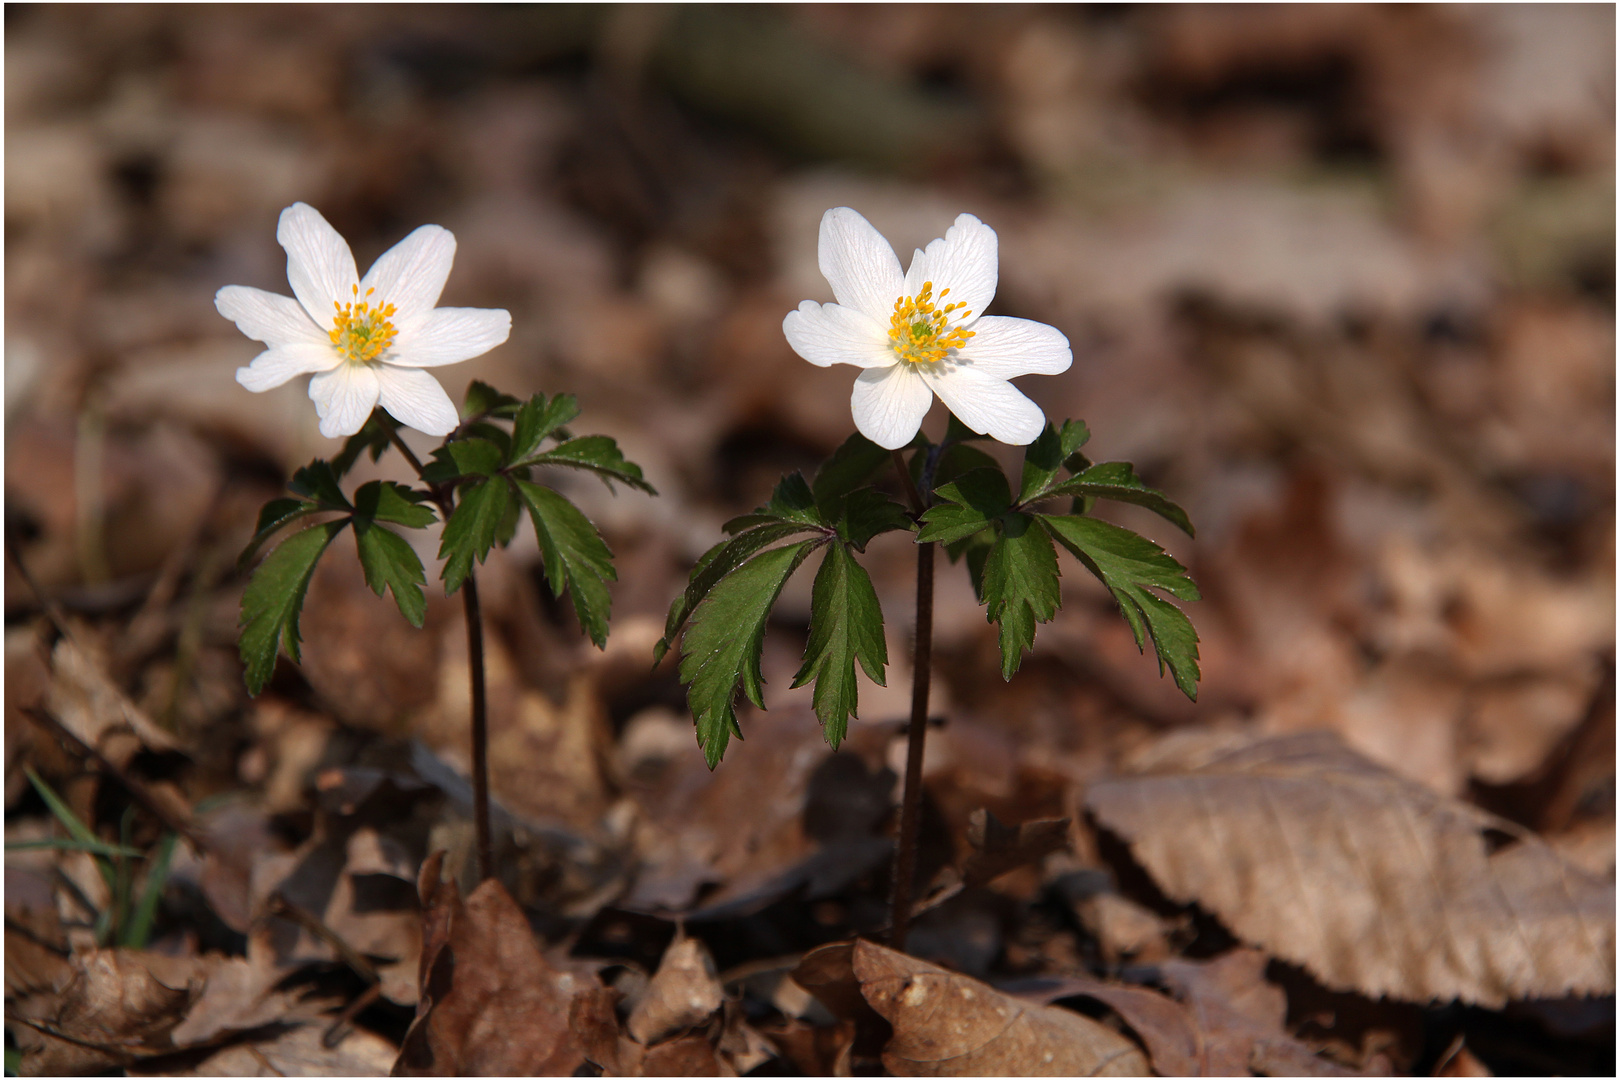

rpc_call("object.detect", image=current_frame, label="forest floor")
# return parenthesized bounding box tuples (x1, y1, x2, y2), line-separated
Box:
(4, 5, 1614, 1076)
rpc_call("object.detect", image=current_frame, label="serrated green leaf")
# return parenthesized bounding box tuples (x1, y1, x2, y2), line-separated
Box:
(1018, 420, 1093, 503)
(352, 481, 436, 528)
(354, 519, 428, 627)
(917, 467, 1012, 544)
(833, 488, 913, 550)
(982, 514, 1061, 679)
(332, 409, 401, 478)
(791, 543, 886, 749)
(238, 498, 320, 571)
(514, 479, 618, 647)
(811, 433, 893, 505)
(681, 540, 818, 768)
(531, 435, 656, 494)
(1040, 514, 1201, 699)
(239, 520, 346, 694)
(1044, 462, 1195, 537)
(422, 438, 505, 483)
(287, 461, 350, 509)
(509, 393, 582, 464)
(655, 521, 821, 664)
(463, 380, 523, 419)
(438, 477, 510, 595)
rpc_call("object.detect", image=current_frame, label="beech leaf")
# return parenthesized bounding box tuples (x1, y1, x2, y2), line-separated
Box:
(1086, 730, 1616, 1008)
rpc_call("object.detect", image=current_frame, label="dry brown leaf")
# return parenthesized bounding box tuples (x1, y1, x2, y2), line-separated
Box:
(393, 851, 590, 1075)
(9, 949, 201, 1076)
(850, 940, 1149, 1076)
(626, 934, 725, 1045)
(1088, 730, 1616, 1007)
(961, 809, 1071, 888)
(47, 636, 179, 764)
(1160, 949, 1370, 1077)
(135, 1021, 400, 1077)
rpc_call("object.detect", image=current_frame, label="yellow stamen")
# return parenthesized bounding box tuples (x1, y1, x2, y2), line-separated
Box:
(329, 284, 398, 365)
(887, 281, 973, 364)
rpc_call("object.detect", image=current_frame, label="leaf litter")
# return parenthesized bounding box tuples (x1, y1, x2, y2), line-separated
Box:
(5, 4, 1614, 1076)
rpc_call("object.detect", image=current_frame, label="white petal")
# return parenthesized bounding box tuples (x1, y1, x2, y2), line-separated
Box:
(235, 344, 341, 392)
(902, 213, 998, 329)
(782, 301, 893, 369)
(277, 203, 359, 326)
(818, 207, 905, 323)
(359, 224, 456, 324)
(921, 365, 1046, 446)
(215, 286, 327, 349)
(953, 316, 1071, 379)
(376, 365, 460, 437)
(390, 307, 511, 368)
(308, 363, 381, 439)
(850, 363, 932, 450)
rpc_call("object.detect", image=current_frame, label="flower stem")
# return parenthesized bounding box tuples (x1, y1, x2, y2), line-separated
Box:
(391, 429, 493, 882)
(889, 448, 934, 952)
(461, 571, 492, 882)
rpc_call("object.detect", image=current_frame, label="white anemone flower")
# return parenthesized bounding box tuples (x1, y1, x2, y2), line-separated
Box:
(216, 203, 511, 439)
(783, 207, 1071, 450)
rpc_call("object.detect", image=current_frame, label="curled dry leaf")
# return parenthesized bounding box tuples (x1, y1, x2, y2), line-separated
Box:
(1087, 731, 1616, 1008)
(626, 934, 725, 1045)
(850, 940, 1149, 1077)
(393, 851, 590, 1076)
(8, 949, 200, 1076)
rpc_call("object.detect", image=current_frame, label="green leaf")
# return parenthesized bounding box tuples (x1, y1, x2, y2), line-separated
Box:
(239, 520, 346, 694)
(1044, 462, 1195, 537)
(514, 479, 618, 647)
(791, 543, 887, 749)
(238, 497, 320, 571)
(932, 442, 1001, 489)
(463, 380, 523, 419)
(124, 832, 177, 950)
(811, 433, 893, 505)
(982, 514, 1062, 679)
(422, 438, 505, 483)
(354, 519, 428, 627)
(332, 409, 401, 478)
(833, 488, 913, 550)
(352, 481, 436, 528)
(1018, 420, 1092, 503)
(23, 767, 122, 910)
(722, 472, 823, 533)
(680, 540, 818, 768)
(531, 435, 656, 494)
(287, 461, 350, 509)
(917, 467, 1012, 544)
(655, 521, 822, 665)
(1040, 514, 1201, 699)
(438, 477, 510, 595)
(509, 393, 582, 464)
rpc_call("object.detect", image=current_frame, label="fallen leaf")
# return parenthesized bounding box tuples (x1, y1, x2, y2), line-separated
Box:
(393, 851, 590, 1075)
(136, 1020, 400, 1076)
(961, 809, 1071, 888)
(1088, 730, 1616, 1007)
(626, 934, 725, 1045)
(850, 939, 1149, 1076)
(9, 949, 201, 1075)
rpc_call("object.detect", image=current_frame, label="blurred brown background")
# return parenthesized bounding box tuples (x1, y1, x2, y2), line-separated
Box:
(3, 5, 1614, 1071)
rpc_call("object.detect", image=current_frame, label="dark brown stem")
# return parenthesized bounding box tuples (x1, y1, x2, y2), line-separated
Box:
(888, 447, 934, 952)
(390, 429, 493, 883)
(462, 572, 492, 882)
